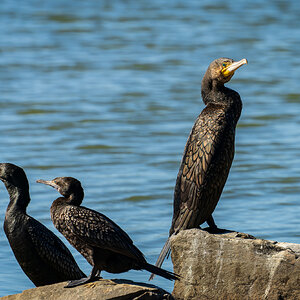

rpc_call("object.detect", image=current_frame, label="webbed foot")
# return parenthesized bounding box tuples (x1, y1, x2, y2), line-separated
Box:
(64, 276, 98, 288)
(64, 266, 100, 288)
(205, 215, 227, 233)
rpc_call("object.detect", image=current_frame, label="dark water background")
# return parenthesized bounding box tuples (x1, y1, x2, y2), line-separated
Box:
(0, 0, 300, 296)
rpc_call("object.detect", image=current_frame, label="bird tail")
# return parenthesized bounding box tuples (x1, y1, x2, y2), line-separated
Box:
(142, 261, 179, 281)
(148, 237, 171, 281)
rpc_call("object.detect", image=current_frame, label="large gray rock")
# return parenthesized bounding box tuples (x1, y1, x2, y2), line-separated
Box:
(171, 229, 300, 300)
(1, 279, 173, 300)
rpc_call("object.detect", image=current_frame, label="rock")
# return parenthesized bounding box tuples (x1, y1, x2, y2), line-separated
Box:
(0, 279, 173, 300)
(171, 229, 300, 300)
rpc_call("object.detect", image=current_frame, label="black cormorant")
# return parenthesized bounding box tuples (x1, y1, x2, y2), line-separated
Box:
(149, 58, 247, 280)
(0, 163, 85, 287)
(37, 176, 179, 287)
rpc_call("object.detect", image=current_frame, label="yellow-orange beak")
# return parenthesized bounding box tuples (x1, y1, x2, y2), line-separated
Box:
(222, 58, 248, 77)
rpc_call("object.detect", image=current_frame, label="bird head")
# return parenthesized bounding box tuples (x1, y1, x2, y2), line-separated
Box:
(37, 176, 84, 205)
(206, 57, 248, 84)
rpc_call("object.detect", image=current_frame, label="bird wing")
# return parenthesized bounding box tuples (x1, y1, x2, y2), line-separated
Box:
(61, 205, 145, 261)
(172, 104, 228, 234)
(27, 216, 85, 278)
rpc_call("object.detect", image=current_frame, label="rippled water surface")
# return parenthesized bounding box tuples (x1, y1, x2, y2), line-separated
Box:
(0, 0, 300, 296)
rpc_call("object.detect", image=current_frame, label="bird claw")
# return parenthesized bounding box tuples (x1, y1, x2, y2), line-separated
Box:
(64, 276, 100, 288)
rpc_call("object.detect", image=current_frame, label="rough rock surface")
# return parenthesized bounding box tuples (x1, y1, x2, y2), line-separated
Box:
(1, 279, 173, 300)
(171, 229, 300, 300)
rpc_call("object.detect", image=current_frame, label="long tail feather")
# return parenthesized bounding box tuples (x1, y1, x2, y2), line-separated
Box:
(142, 262, 179, 281)
(149, 237, 171, 281)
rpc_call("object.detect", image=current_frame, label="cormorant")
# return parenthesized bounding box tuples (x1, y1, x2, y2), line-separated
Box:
(0, 163, 85, 287)
(149, 58, 247, 280)
(37, 176, 179, 288)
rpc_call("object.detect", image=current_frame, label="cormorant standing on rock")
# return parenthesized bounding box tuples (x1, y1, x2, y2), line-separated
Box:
(37, 176, 179, 288)
(0, 163, 85, 287)
(149, 58, 247, 280)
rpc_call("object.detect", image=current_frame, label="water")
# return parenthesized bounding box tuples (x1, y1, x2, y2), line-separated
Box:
(0, 0, 300, 296)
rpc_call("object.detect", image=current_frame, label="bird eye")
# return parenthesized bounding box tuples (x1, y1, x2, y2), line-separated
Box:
(222, 63, 226, 67)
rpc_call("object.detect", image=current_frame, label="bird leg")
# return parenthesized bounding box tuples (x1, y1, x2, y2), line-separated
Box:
(206, 215, 217, 229)
(64, 266, 100, 288)
(205, 215, 227, 233)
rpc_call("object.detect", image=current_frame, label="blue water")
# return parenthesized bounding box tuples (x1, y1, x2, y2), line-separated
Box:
(0, 0, 300, 296)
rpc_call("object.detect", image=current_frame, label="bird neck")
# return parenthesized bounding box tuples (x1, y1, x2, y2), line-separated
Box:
(201, 76, 242, 124)
(52, 190, 84, 208)
(201, 75, 228, 104)
(67, 192, 83, 206)
(5, 182, 30, 212)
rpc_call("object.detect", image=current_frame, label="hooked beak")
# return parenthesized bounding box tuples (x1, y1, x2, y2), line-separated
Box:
(222, 58, 248, 77)
(36, 179, 59, 190)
